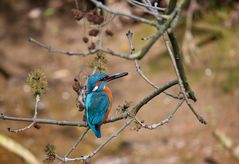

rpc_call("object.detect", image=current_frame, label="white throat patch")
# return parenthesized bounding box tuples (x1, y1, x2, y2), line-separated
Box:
(92, 85, 98, 92)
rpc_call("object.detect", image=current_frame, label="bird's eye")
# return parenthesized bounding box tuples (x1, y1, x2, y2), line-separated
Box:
(92, 85, 98, 92)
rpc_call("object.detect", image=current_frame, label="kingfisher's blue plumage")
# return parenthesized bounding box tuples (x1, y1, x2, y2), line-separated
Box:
(85, 91, 109, 138)
(87, 73, 107, 95)
(85, 72, 128, 138)
(86, 73, 110, 138)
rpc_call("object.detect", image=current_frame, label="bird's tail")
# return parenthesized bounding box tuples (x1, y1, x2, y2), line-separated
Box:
(89, 124, 101, 138)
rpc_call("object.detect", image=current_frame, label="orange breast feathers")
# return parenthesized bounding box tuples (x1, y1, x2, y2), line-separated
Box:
(95, 82, 113, 122)
(102, 86, 112, 122)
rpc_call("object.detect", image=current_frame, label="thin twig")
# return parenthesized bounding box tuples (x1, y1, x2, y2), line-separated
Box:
(135, 60, 181, 99)
(127, 0, 161, 19)
(96, 25, 104, 49)
(29, 37, 132, 59)
(0, 113, 86, 127)
(74, 0, 79, 10)
(126, 32, 180, 100)
(126, 30, 135, 54)
(8, 95, 40, 133)
(0, 112, 129, 127)
(166, 0, 177, 15)
(163, 0, 198, 101)
(128, 0, 167, 20)
(57, 119, 134, 162)
(128, 0, 166, 12)
(90, 0, 159, 28)
(164, 34, 206, 124)
(129, 8, 179, 60)
(141, 34, 155, 41)
(141, 0, 162, 20)
(28, 37, 98, 56)
(100, 14, 116, 28)
(60, 128, 90, 164)
(134, 99, 184, 129)
(131, 80, 178, 115)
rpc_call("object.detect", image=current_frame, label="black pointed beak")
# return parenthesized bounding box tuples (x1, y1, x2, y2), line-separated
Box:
(102, 72, 128, 82)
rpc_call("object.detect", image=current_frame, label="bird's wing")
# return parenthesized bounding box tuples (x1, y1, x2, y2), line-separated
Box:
(85, 92, 110, 126)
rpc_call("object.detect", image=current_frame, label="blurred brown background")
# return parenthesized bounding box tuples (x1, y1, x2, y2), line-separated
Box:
(0, 0, 239, 163)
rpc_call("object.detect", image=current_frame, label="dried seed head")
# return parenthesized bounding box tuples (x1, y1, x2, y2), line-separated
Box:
(82, 37, 89, 43)
(86, 11, 104, 25)
(86, 12, 96, 22)
(72, 74, 84, 95)
(76, 99, 85, 111)
(89, 52, 108, 72)
(93, 15, 104, 25)
(131, 120, 142, 132)
(27, 69, 48, 97)
(105, 29, 114, 37)
(72, 72, 87, 112)
(43, 144, 56, 163)
(34, 124, 41, 130)
(116, 101, 131, 114)
(72, 81, 81, 94)
(71, 9, 85, 21)
(89, 29, 99, 37)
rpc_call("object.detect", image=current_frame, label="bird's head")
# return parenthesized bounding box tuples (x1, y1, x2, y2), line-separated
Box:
(87, 72, 128, 93)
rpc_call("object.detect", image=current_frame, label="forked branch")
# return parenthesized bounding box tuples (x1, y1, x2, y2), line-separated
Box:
(8, 95, 40, 133)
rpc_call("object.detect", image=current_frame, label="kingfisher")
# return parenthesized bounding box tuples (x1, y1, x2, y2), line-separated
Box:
(85, 72, 128, 138)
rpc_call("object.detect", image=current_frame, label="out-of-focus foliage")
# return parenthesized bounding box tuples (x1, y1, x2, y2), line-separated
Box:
(202, 0, 238, 8)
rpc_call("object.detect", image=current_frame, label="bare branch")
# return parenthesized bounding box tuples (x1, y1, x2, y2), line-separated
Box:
(127, 0, 168, 20)
(57, 119, 134, 162)
(130, 9, 180, 60)
(142, 0, 158, 15)
(131, 80, 178, 115)
(134, 99, 184, 129)
(126, 30, 135, 54)
(128, 0, 166, 13)
(99, 14, 116, 28)
(90, 0, 159, 28)
(0, 114, 87, 127)
(126, 30, 179, 99)
(74, 0, 79, 10)
(0, 112, 128, 128)
(8, 95, 40, 133)
(60, 128, 90, 164)
(167, 32, 197, 101)
(99, 10, 181, 60)
(28, 37, 97, 56)
(128, 0, 166, 12)
(29, 37, 133, 60)
(134, 60, 181, 99)
(166, 0, 177, 15)
(135, 60, 158, 89)
(127, 0, 160, 18)
(164, 34, 207, 124)
(96, 29, 103, 49)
